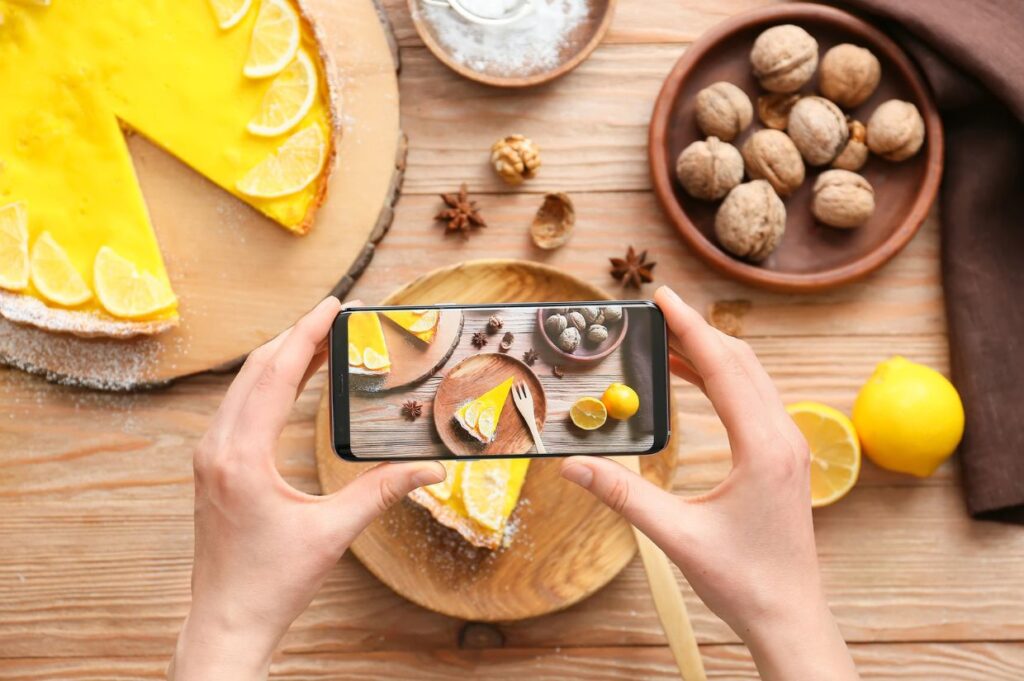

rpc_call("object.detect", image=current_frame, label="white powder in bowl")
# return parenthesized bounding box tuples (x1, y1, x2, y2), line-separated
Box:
(455, 0, 528, 20)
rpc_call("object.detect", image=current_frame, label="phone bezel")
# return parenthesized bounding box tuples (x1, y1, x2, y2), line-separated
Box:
(329, 301, 670, 461)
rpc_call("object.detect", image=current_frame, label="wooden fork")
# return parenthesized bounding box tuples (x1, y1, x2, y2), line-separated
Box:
(511, 381, 546, 455)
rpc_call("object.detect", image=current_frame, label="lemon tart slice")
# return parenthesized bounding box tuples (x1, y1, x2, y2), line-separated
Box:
(408, 458, 530, 549)
(381, 309, 440, 344)
(0, 0, 338, 337)
(455, 376, 514, 444)
(348, 311, 390, 376)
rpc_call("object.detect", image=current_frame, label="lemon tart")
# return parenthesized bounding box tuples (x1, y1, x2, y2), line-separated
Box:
(455, 376, 514, 444)
(348, 311, 390, 376)
(408, 458, 531, 550)
(381, 309, 440, 344)
(0, 0, 338, 337)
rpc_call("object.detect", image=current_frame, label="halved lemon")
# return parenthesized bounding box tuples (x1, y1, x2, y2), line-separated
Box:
(348, 342, 362, 366)
(237, 125, 326, 198)
(247, 50, 317, 137)
(570, 396, 607, 430)
(30, 232, 92, 306)
(208, 0, 252, 29)
(463, 400, 482, 429)
(476, 406, 497, 440)
(462, 459, 511, 531)
(94, 246, 176, 319)
(787, 401, 861, 508)
(0, 202, 30, 291)
(408, 309, 440, 333)
(243, 0, 300, 78)
(363, 346, 389, 371)
(425, 461, 458, 502)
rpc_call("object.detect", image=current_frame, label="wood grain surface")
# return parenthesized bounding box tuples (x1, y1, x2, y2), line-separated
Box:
(2, 0, 1023, 678)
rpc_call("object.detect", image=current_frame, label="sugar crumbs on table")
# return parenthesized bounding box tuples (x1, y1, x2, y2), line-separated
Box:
(471, 330, 488, 348)
(420, 0, 592, 78)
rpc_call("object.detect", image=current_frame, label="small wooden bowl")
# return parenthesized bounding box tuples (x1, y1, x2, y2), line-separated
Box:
(408, 0, 616, 88)
(536, 307, 628, 363)
(649, 4, 943, 292)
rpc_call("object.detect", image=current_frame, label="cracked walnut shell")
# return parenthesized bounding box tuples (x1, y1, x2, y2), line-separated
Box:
(866, 100, 925, 161)
(676, 136, 744, 201)
(530, 193, 575, 250)
(820, 43, 881, 108)
(832, 120, 868, 171)
(741, 129, 805, 197)
(750, 24, 819, 93)
(715, 180, 786, 262)
(491, 134, 540, 185)
(695, 81, 753, 141)
(757, 93, 799, 130)
(812, 169, 875, 228)
(787, 96, 849, 166)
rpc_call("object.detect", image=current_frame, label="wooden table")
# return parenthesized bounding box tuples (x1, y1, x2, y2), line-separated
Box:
(2, 1, 1022, 678)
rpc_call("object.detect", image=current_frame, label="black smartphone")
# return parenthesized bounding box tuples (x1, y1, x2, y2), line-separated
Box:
(329, 301, 669, 461)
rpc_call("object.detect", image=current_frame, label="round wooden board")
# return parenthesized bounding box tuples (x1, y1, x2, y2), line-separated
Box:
(434, 352, 546, 457)
(0, 0, 405, 391)
(315, 259, 679, 621)
(353, 310, 464, 392)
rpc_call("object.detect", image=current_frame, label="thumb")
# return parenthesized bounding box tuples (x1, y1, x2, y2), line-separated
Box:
(327, 461, 446, 547)
(561, 456, 691, 552)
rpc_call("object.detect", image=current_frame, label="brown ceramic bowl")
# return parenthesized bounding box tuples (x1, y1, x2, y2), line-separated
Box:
(536, 306, 628, 363)
(649, 4, 943, 292)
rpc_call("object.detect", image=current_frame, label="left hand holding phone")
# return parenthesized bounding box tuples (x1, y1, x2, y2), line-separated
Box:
(169, 297, 445, 681)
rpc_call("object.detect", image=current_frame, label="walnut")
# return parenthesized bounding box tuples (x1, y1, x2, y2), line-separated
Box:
(787, 96, 849, 166)
(675, 136, 744, 201)
(601, 305, 623, 324)
(741, 129, 805, 197)
(812, 169, 875, 228)
(586, 324, 609, 344)
(757, 93, 799, 130)
(580, 305, 602, 325)
(866, 99, 925, 161)
(544, 313, 567, 337)
(567, 311, 586, 332)
(750, 24, 819, 93)
(714, 180, 786, 262)
(491, 134, 540, 185)
(831, 120, 868, 171)
(694, 81, 753, 141)
(558, 326, 581, 353)
(819, 44, 880, 108)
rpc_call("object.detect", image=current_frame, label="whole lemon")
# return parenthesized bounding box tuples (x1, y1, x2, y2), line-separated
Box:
(852, 356, 964, 477)
(601, 383, 640, 420)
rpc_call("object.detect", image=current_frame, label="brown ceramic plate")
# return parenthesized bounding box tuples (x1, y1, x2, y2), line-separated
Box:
(408, 0, 616, 88)
(649, 3, 943, 292)
(536, 306, 628, 363)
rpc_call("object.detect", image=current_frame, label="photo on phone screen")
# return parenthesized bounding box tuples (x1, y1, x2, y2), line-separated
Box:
(330, 302, 669, 461)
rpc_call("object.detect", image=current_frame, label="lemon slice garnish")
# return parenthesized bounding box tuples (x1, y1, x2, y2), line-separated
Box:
(461, 460, 511, 531)
(94, 246, 177, 319)
(207, 0, 252, 29)
(30, 232, 92, 306)
(787, 402, 861, 508)
(570, 396, 607, 430)
(476, 406, 497, 440)
(0, 202, 30, 291)
(237, 125, 326, 198)
(348, 342, 362, 367)
(362, 346, 389, 371)
(243, 0, 300, 79)
(462, 399, 482, 429)
(247, 50, 317, 137)
(408, 309, 439, 333)
(425, 461, 458, 502)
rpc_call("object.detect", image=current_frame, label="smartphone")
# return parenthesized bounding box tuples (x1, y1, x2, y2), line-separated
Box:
(329, 301, 669, 461)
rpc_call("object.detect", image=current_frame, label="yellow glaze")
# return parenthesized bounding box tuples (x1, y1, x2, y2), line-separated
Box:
(0, 0, 332, 323)
(455, 376, 514, 443)
(381, 309, 439, 344)
(347, 311, 390, 375)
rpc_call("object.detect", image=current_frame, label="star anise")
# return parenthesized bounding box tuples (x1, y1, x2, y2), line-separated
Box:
(471, 330, 488, 348)
(401, 400, 423, 421)
(487, 314, 504, 333)
(522, 348, 539, 365)
(436, 183, 486, 237)
(610, 246, 656, 288)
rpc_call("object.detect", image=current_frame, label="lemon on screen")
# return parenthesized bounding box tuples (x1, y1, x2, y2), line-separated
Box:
(852, 356, 964, 477)
(602, 383, 639, 420)
(570, 396, 607, 430)
(787, 402, 861, 508)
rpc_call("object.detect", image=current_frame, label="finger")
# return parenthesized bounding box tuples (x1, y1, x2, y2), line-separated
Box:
(297, 347, 328, 397)
(560, 456, 693, 552)
(212, 326, 294, 433)
(327, 461, 446, 548)
(669, 351, 706, 393)
(655, 286, 774, 452)
(236, 296, 342, 446)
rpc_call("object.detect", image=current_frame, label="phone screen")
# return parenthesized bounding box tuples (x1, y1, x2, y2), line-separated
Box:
(330, 302, 669, 461)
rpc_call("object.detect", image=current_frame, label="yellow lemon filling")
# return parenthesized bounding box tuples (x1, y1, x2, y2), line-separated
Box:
(348, 311, 390, 375)
(381, 309, 440, 344)
(455, 376, 514, 444)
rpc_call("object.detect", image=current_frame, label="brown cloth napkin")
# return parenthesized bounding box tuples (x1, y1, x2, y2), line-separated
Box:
(832, 0, 1024, 522)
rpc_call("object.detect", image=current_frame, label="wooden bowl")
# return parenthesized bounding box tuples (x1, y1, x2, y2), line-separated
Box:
(408, 0, 616, 88)
(649, 3, 943, 292)
(536, 306, 628, 363)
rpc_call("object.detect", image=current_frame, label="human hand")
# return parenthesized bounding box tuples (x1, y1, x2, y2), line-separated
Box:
(169, 297, 445, 680)
(560, 286, 857, 680)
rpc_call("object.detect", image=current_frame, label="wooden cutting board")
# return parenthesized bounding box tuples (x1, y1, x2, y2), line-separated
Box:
(0, 0, 404, 390)
(315, 259, 679, 621)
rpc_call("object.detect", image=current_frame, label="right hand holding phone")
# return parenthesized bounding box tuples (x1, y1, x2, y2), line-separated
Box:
(560, 286, 859, 680)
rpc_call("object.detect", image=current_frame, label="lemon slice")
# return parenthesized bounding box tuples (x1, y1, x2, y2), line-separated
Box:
(462, 400, 482, 429)
(243, 0, 300, 79)
(348, 342, 362, 366)
(408, 309, 440, 333)
(247, 50, 317, 137)
(462, 460, 511, 531)
(30, 232, 92, 306)
(363, 346, 389, 371)
(0, 202, 30, 291)
(208, 0, 252, 29)
(237, 125, 326, 198)
(570, 396, 607, 430)
(94, 246, 176, 319)
(425, 461, 458, 502)
(476, 406, 497, 440)
(787, 402, 861, 508)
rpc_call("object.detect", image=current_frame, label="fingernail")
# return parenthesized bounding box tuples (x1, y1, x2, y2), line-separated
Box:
(656, 285, 681, 304)
(412, 464, 444, 487)
(561, 463, 594, 488)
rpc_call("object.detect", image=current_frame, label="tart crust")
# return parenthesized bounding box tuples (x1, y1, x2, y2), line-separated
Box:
(0, 290, 177, 339)
(408, 487, 506, 550)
